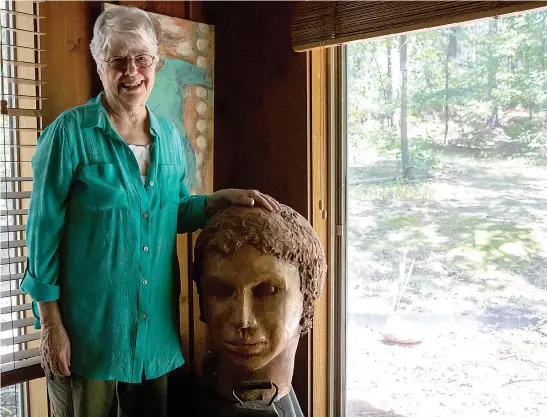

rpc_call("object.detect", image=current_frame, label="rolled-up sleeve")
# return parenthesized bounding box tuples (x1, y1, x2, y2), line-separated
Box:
(21, 118, 76, 303)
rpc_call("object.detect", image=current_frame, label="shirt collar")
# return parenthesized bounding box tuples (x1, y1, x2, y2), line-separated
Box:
(82, 91, 161, 137)
(82, 92, 107, 130)
(147, 107, 161, 137)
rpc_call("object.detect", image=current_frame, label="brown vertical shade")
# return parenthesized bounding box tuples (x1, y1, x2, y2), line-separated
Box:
(291, 1, 547, 51)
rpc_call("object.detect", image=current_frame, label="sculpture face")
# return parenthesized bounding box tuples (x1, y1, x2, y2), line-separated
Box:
(202, 244, 304, 371)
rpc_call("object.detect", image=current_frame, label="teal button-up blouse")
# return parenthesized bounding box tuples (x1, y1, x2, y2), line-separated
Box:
(21, 93, 208, 383)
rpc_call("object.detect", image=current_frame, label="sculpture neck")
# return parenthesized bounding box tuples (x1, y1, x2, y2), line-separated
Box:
(214, 337, 299, 402)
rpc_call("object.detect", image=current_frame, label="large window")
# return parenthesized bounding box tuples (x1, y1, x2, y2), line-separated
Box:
(344, 9, 546, 417)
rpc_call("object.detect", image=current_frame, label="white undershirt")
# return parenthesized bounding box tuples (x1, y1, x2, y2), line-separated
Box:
(127, 144, 150, 184)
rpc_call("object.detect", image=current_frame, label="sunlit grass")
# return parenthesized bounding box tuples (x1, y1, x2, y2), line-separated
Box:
(350, 178, 434, 203)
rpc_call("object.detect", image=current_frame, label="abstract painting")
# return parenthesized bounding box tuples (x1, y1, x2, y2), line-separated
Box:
(106, 4, 214, 193)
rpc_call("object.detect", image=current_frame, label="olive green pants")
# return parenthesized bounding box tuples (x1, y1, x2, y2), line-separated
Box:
(46, 373, 168, 417)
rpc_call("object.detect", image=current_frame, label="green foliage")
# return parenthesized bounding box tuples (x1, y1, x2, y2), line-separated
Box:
(360, 126, 442, 174)
(367, 127, 399, 154)
(504, 118, 544, 143)
(409, 136, 443, 172)
(347, 9, 547, 165)
(505, 118, 547, 163)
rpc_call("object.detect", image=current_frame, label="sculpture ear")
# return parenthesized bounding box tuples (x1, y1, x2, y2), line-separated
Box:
(299, 316, 307, 334)
(192, 259, 207, 323)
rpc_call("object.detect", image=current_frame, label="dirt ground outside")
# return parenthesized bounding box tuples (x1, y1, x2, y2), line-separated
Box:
(345, 146, 547, 417)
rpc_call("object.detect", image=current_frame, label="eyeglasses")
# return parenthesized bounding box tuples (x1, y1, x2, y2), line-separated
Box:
(103, 54, 155, 72)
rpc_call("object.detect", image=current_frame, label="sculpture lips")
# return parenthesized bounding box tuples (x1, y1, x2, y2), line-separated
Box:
(223, 340, 266, 356)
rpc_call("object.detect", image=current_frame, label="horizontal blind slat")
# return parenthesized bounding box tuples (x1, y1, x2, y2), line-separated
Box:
(0, 144, 37, 149)
(0, 255, 27, 264)
(0, 273, 25, 282)
(0, 239, 27, 249)
(0, 27, 44, 36)
(0, 225, 26, 233)
(0, 176, 33, 182)
(0, 289, 24, 298)
(2, 94, 46, 101)
(0, 317, 34, 331)
(0, 8, 44, 19)
(0, 355, 42, 374)
(2, 60, 47, 68)
(0, 303, 32, 315)
(6, 108, 42, 118)
(1, 348, 40, 364)
(2, 43, 45, 52)
(1, 209, 29, 216)
(1, 332, 40, 347)
(0, 127, 42, 133)
(1, 191, 32, 199)
(4, 77, 46, 86)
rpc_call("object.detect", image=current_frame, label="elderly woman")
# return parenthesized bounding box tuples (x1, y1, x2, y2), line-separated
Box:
(21, 6, 279, 417)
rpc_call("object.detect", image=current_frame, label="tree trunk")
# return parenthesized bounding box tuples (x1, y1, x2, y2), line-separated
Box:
(526, 50, 533, 119)
(443, 58, 449, 144)
(387, 39, 393, 127)
(487, 19, 499, 129)
(541, 13, 546, 71)
(399, 35, 412, 179)
(444, 28, 458, 144)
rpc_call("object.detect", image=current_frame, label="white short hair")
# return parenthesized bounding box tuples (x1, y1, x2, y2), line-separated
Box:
(90, 6, 159, 69)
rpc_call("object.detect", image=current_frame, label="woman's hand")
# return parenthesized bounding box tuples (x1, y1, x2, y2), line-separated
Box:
(205, 189, 281, 217)
(40, 323, 71, 377)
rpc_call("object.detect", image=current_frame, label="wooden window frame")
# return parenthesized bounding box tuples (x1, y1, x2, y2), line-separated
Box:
(308, 45, 346, 417)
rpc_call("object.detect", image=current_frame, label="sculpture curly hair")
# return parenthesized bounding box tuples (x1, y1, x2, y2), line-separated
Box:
(193, 204, 327, 334)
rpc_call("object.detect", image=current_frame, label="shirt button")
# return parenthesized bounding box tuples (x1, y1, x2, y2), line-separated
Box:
(143, 246, 149, 252)
(149, 181, 154, 187)
(141, 314, 147, 319)
(142, 280, 148, 285)
(143, 212, 149, 219)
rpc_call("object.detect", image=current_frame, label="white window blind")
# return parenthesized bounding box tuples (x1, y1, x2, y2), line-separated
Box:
(1, 0, 44, 386)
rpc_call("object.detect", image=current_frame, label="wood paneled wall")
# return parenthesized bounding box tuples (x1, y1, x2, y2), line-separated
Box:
(204, 1, 309, 216)
(41, 1, 102, 125)
(119, 1, 204, 22)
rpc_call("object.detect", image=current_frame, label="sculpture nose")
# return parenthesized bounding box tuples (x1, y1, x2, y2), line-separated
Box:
(231, 291, 257, 333)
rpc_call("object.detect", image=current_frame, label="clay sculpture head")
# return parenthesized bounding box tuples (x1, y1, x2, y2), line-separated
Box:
(193, 204, 327, 404)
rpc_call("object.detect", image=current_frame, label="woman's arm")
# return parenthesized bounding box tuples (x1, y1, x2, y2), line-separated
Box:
(20, 117, 77, 376)
(21, 118, 77, 318)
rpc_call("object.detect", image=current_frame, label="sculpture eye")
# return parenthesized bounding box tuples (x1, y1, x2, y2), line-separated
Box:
(253, 283, 279, 298)
(208, 282, 234, 298)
